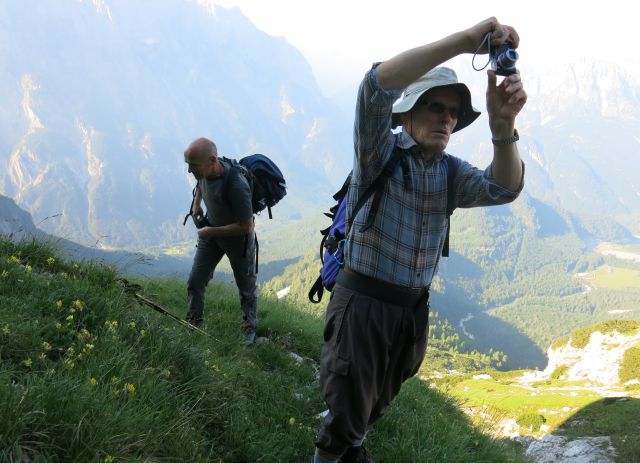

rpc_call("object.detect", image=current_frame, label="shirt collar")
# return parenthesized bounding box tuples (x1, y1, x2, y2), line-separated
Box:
(396, 130, 446, 161)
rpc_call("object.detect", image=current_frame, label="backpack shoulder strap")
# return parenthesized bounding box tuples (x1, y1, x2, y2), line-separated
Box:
(349, 145, 409, 233)
(221, 158, 243, 207)
(442, 154, 460, 257)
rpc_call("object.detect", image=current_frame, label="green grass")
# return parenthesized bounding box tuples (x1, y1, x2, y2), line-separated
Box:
(569, 320, 640, 349)
(555, 397, 640, 463)
(620, 346, 640, 383)
(445, 374, 640, 462)
(0, 237, 526, 462)
(579, 265, 640, 289)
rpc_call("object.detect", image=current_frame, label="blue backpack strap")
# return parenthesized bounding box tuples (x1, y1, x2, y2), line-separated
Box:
(442, 154, 460, 257)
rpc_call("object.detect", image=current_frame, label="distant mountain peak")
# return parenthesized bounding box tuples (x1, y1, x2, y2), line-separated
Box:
(526, 59, 640, 119)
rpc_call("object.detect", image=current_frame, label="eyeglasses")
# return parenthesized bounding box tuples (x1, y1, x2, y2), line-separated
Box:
(415, 100, 460, 119)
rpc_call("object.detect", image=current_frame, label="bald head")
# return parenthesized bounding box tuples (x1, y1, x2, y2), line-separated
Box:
(184, 137, 220, 180)
(185, 137, 218, 163)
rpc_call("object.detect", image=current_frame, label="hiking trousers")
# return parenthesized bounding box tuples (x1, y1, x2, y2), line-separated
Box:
(186, 233, 257, 332)
(315, 280, 430, 456)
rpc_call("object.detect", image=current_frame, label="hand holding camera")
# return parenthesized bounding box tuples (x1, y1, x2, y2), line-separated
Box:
(469, 18, 519, 76)
(491, 42, 518, 76)
(193, 213, 211, 229)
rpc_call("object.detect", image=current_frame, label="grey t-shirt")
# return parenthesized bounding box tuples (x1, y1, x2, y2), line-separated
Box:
(198, 158, 253, 227)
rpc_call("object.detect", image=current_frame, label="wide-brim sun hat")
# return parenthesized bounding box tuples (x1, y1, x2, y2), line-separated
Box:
(391, 67, 481, 133)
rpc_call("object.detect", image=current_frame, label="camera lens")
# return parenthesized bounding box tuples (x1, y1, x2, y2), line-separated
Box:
(498, 49, 519, 69)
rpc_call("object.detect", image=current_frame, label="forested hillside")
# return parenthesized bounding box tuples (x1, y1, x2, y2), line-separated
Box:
(264, 194, 640, 369)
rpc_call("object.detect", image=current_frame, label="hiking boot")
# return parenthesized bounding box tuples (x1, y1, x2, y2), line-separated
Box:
(240, 331, 256, 347)
(185, 315, 203, 328)
(339, 445, 373, 463)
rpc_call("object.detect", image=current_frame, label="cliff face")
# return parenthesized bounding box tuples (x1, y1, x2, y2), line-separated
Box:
(0, 194, 40, 240)
(521, 328, 640, 387)
(0, 0, 349, 249)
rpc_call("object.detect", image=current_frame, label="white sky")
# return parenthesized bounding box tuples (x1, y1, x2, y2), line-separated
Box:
(214, 0, 639, 96)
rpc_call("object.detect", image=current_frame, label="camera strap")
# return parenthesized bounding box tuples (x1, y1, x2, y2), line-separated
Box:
(183, 186, 198, 226)
(471, 32, 493, 71)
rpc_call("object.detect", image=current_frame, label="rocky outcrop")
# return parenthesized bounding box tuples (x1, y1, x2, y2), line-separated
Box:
(520, 327, 640, 387)
(525, 435, 616, 463)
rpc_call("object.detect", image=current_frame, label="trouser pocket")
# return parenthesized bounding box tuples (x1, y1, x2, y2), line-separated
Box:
(321, 286, 354, 376)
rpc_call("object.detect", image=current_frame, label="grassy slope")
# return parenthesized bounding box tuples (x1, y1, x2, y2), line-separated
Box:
(439, 373, 640, 463)
(0, 237, 525, 462)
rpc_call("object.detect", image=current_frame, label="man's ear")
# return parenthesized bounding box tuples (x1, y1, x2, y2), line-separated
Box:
(399, 112, 410, 131)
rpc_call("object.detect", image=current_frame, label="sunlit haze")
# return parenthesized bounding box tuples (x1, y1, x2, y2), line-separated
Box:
(214, 0, 639, 96)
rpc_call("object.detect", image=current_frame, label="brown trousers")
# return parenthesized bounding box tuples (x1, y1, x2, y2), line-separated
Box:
(315, 282, 429, 456)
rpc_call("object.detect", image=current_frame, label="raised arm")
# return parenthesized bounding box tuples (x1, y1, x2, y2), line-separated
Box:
(486, 70, 526, 191)
(376, 17, 519, 90)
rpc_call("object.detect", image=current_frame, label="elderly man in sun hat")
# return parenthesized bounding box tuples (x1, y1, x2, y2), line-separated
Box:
(313, 17, 527, 463)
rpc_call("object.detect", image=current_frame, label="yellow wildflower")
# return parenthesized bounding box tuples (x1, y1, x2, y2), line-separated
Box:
(24, 264, 32, 273)
(139, 329, 146, 337)
(104, 455, 114, 463)
(124, 383, 136, 398)
(66, 315, 74, 322)
(2, 324, 9, 335)
(8, 255, 20, 264)
(288, 417, 296, 426)
(55, 322, 62, 329)
(128, 320, 136, 329)
(56, 300, 63, 309)
(111, 376, 119, 384)
(47, 257, 55, 265)
(23, 358, 33, 367)
(60, 272, 68, 279)
(104, 320, 118, 332)
(42, 341, 52, 351)
(73, 299, 84, 311)
(89, 377, 98, 386)
(38, 352, 47, 360)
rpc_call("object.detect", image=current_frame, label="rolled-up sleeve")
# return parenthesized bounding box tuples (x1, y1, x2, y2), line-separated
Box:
(453, 159, 525, 208)
(353, 64, 403, 182)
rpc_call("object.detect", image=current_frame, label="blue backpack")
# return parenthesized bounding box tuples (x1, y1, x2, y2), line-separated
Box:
(182, 153, 286, 225)
(223, 154, 287, 219)
(308, 148, 459, 304)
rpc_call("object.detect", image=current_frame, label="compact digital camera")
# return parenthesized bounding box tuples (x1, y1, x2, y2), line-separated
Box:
(491, 42, 519, 76)
(193, 214, 211, 229)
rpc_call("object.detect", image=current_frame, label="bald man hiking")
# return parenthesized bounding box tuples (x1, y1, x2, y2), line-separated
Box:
(183, 137, 257, 346)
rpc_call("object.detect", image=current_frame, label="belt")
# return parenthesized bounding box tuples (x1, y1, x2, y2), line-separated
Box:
(337, 267, 429, 308)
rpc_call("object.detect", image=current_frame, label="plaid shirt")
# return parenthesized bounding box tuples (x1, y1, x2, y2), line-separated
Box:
(344, 64, 525, 288)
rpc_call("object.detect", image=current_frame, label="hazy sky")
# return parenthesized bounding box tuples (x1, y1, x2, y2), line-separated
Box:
(214, 0, 639, 96)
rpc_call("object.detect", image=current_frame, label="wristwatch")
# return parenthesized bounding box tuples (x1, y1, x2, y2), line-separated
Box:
(491, 129, 519, 145)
